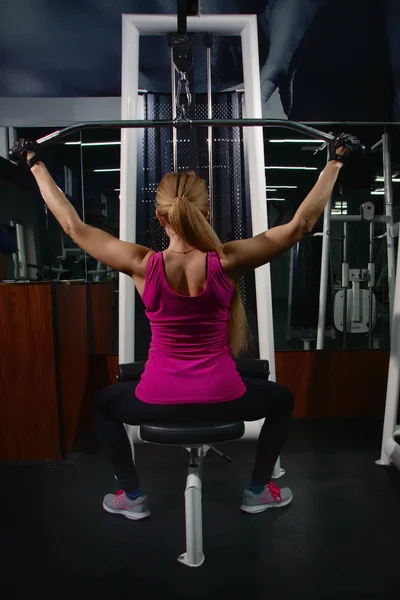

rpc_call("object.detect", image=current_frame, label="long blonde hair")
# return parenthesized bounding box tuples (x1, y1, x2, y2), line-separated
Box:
(156, 171, 248, 356)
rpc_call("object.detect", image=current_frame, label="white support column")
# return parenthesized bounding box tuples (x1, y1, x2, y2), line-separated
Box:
(119, 16, 140, 364)
(0, 127, 9, 158)
(316, 189, 333, 349)
(0, 127, 16, 159)
(241, 17, 276, 381)
(8, 128, 17, 149)
(377, 229, 400, 468)
(383, 133, 396, 327)
(178, 449, 205, 568)
(286, 246, 295, 340)
(120, 14, 277, 446)
(241, 17, 280, 469)
(120, 16, 142, 451)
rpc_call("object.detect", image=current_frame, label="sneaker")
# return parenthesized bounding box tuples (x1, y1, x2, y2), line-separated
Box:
(240, 482, 293, 514)
(103, 490, 151, 520)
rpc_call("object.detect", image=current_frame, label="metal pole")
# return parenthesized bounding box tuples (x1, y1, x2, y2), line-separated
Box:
(342, 221, 348, 349)
(241, 16, 284, 479)
(368, 220, 375, 349)
(316, 151, 332, 349)
(177, 0, 188, 35)
(286, 246, 294, 340)
(171, 47, 178, 171)
(371, 139, 383, 152)
(303, 121, 400, 126)
(330, 215, 389, 223)
(79, 130, 88, 281)
(377, 228, 400, 467)
(241, 17, 275, 377)
(382, 133, 396, 329)
(119, 17, 140, 366)
(206, 41, 214, 227)
(35, 119, 335, 146)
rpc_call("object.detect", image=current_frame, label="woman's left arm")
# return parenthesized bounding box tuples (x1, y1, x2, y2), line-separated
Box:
(29, 155, 151, 277)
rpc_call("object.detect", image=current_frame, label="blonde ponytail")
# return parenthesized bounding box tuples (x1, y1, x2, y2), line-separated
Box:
(156, 171, 248, 356)
(168, 195, 220, 252)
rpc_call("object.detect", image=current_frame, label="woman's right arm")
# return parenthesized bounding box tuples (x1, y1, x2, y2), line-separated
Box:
(221, 159, 343, 277)
(28, 159, 152, 277)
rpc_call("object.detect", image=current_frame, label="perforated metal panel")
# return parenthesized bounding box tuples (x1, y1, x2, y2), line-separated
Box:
(135, 92, 258, 359)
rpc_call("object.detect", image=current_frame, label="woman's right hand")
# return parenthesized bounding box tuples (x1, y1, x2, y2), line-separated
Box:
(9, 138, 40, 165)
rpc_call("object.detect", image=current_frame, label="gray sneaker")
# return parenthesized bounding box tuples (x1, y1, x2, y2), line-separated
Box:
(241, 482, 293, 514)
(103, 490, 151, 520)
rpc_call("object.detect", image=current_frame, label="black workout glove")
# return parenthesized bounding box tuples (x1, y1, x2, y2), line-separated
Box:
(9, 138, 41, 169)
(328, 132, 365, 163)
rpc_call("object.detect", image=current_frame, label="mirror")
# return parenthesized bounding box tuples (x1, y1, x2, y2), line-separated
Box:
(2, 127, 84, 282)
(3, 120, 399, 354)
(80, 128, 121, 353)
(267, 124, 398, 351)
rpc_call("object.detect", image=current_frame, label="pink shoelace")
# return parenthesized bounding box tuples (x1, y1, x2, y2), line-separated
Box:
(114, 489, 125, 507)
(266, 482, 282, 503)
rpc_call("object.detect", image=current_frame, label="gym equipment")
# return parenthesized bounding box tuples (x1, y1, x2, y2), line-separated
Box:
(380, 133, 395, 327)
(377, 207, 400, 472)
(333, 202, 377, 348)
(9, 13, 364, 472)
(24, 16, 337, 452)
(317, 206, 392, 349)
(320, 131, 396, 350)
(118, 358, 269, 567)
(205, 33, 214, 226)
(9, 14, 364, 470)
(333, 270, 377, 335)
(33, 118, 333, 146)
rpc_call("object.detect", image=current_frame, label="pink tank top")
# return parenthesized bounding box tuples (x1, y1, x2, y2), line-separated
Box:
(135, 251, 246, 404)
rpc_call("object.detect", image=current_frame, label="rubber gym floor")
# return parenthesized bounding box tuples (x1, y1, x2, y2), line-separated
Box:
(1, 417, 399, 599)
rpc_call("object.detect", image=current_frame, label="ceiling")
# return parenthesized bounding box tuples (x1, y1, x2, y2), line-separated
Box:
(5, 0, 399, 211)
(0, 1, 263, 97)
(0, 0, 396, 122)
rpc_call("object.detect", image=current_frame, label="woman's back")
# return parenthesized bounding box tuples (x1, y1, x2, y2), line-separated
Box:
(135, 250, 246, 405)
(161, 248, 215, 297)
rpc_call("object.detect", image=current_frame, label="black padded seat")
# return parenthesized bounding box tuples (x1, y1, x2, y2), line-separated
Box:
(118, 359, 270, 383)
(140, 421, 245, 445)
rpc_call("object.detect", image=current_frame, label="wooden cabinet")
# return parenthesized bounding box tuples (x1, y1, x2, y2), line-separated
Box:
(0, 279, 389, 461)
(275, 349, 389, 418)
(0, 281, 113, 460)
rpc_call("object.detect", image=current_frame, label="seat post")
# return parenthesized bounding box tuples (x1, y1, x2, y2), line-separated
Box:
(139, 419, 245, 566)
(178, 445, 205, 568)
(188, 446, 202, 470)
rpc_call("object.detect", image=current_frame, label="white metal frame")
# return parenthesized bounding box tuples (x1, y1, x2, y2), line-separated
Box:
(9, 220, 28, 279)
(377, 227, 400, 471)
(382, 133, 396, 326)
(179, 446, 205, 567)
(376, 131, 400, 471)
(317, 135, 397, 348)
(316, 155, 332, 349)
(119, 14, 276, 443)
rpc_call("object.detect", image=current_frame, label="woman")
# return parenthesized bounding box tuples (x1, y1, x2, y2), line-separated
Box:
(10, 133, 357, 520)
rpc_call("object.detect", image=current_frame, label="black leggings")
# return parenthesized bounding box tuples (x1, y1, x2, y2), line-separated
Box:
(95, 378, 294, 493)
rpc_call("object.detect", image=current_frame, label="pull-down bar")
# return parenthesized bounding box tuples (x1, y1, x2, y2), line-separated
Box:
(36, 119, 333, 146)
